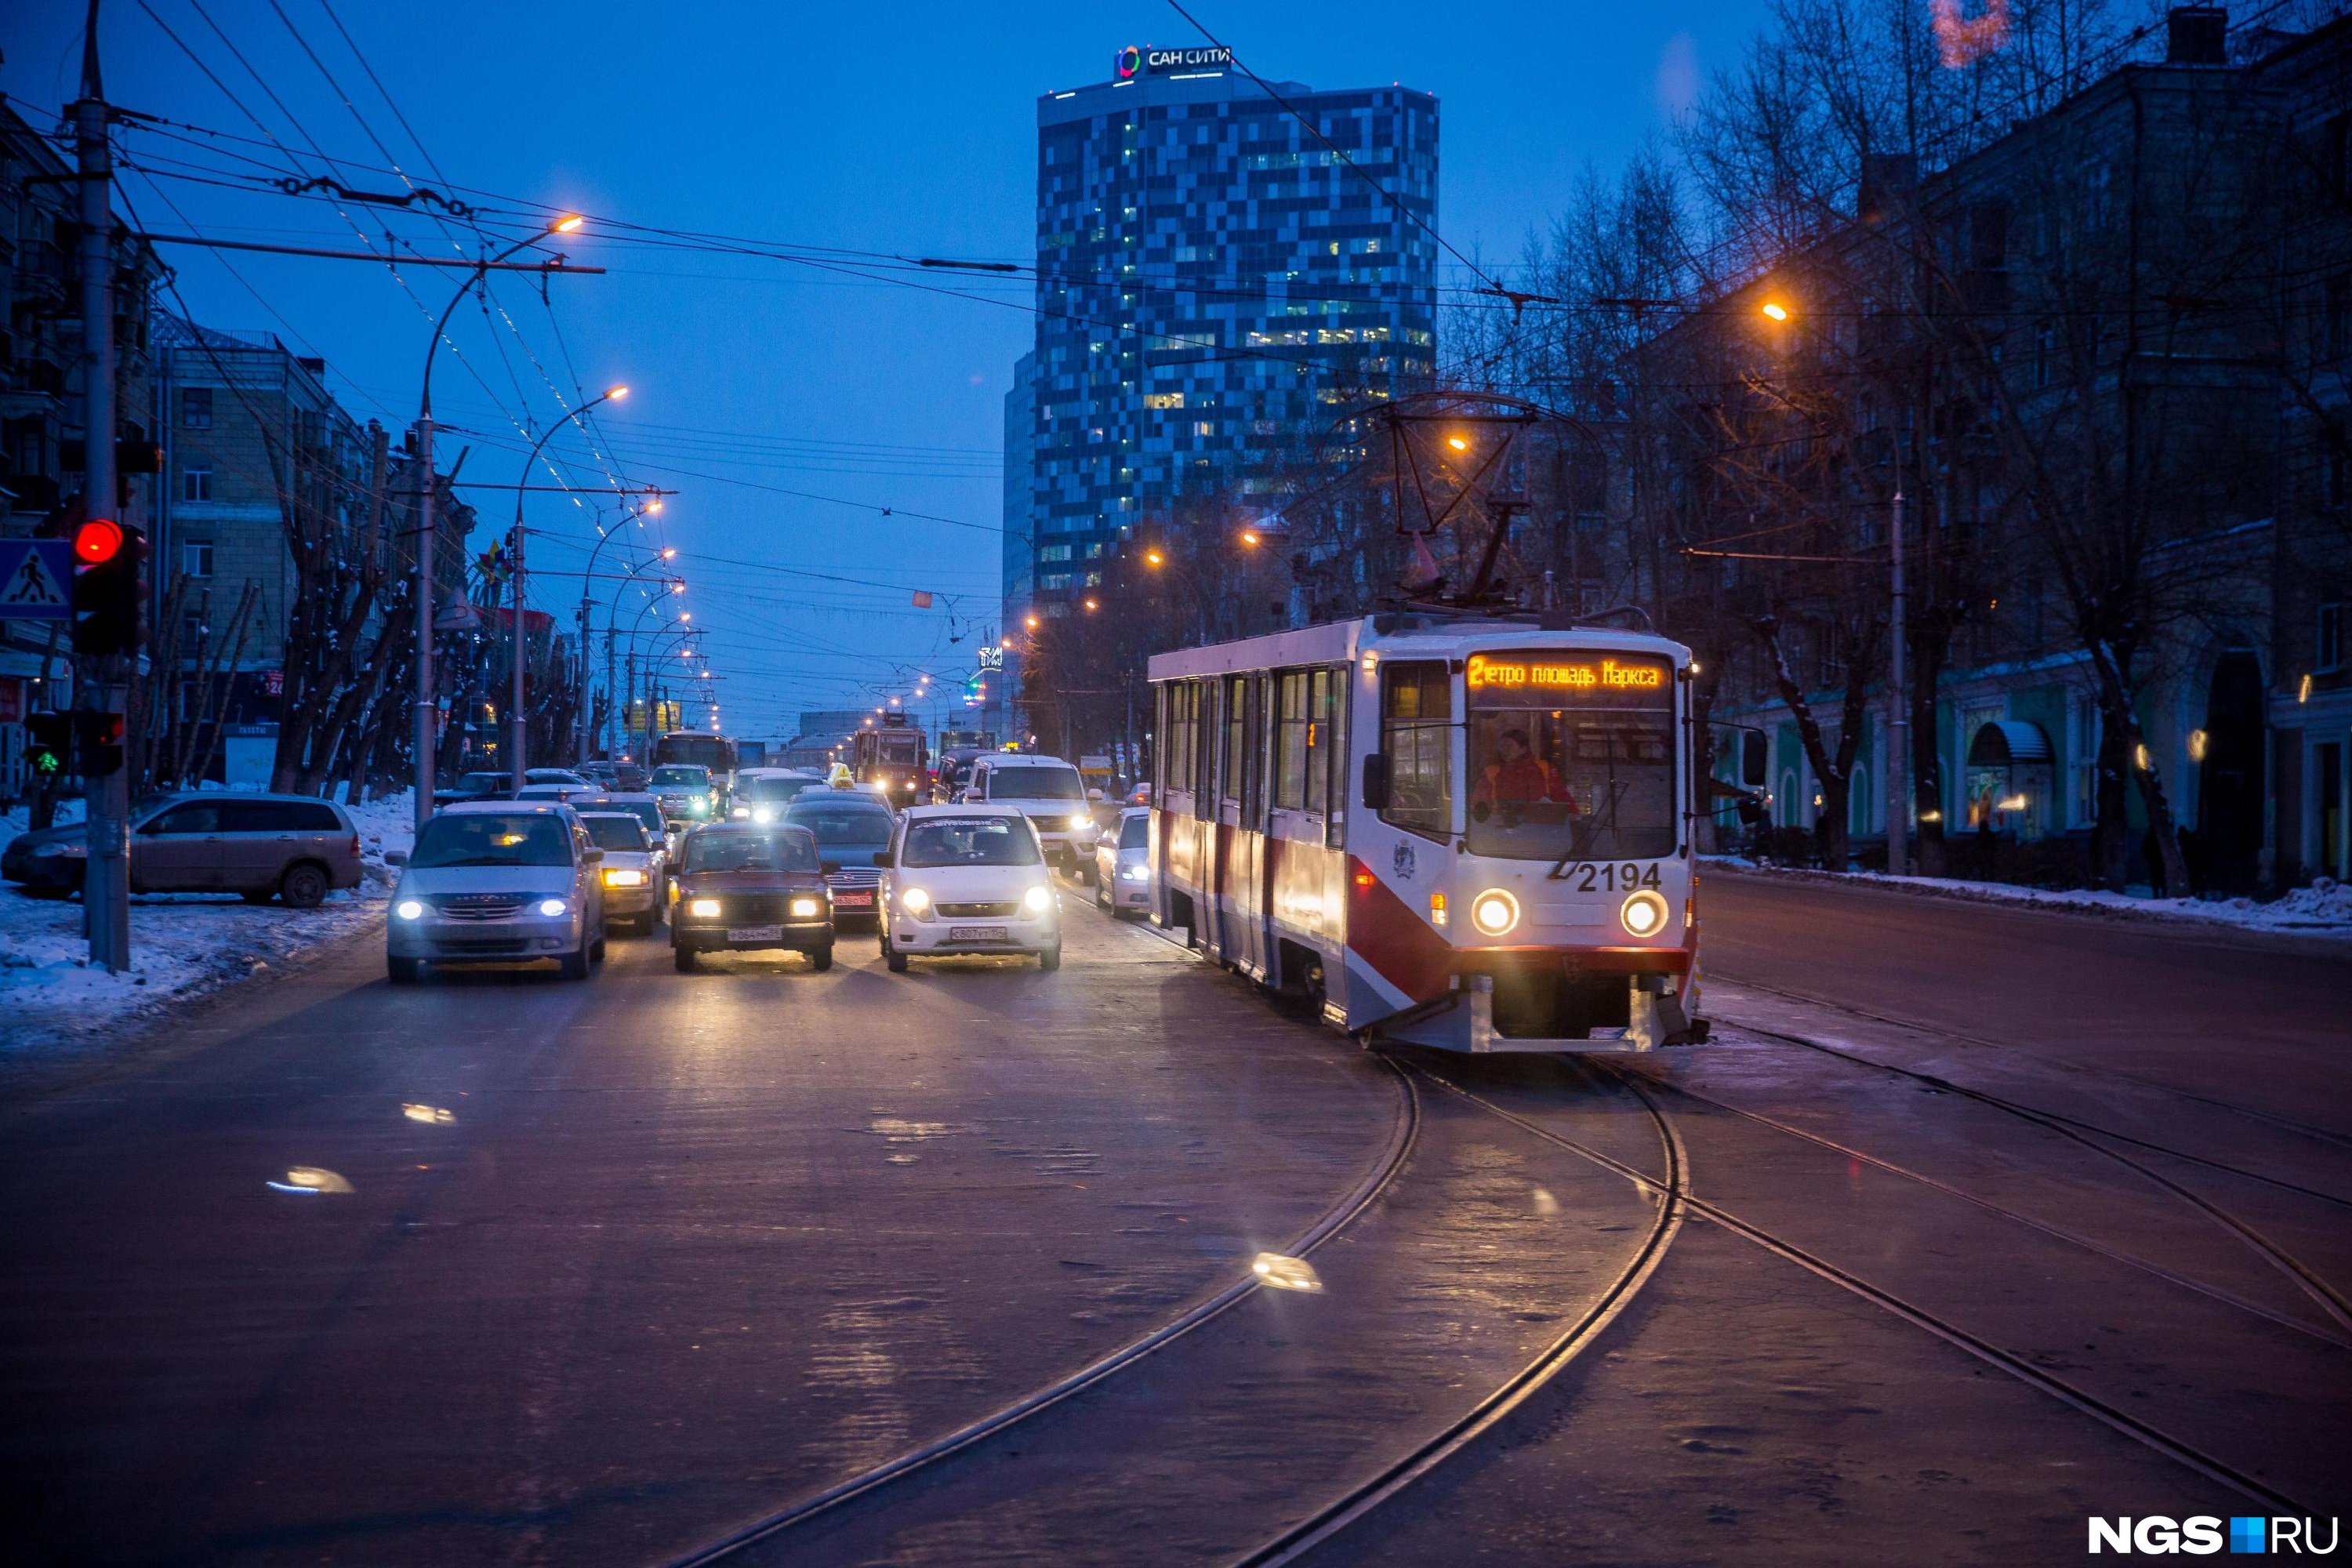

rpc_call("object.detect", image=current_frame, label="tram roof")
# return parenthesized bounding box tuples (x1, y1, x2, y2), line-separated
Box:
(1146, 612, 1690, 682)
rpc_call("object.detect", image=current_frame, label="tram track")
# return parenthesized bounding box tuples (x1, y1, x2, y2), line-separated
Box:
(1711, 1016, 2352, 1336)
(660, 1039, 1421, 1567)
(1406, 1061, 2323, 1523)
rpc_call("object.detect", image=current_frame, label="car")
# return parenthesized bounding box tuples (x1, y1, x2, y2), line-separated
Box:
(879, 805, 1061, 971)
(384, 801, 608, 982)
(525, 768, 591, 787)
(728, 769, 823, 822)
(667, 822, 836, 972)
(431, 769, 511, 807)
(515, 781, 597, 804)
(569, 791, 666, 848)
(578, 810, 666, 932)
(611, 763, 649, 792)
(960, 754, 1100, 880)
(1093, 806, 1152, 917)
(782, 792, 896, 927)
(2, 791, 364, 906)
(649, 764, 720, 828)
(578, 761, 620, 786)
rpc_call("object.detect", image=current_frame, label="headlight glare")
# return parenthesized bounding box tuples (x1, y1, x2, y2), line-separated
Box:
(730, 806, 749, 819)
(688, 898, 722, 918)
(1470, 889, 1520, 937)
(1120, 864, 1149, 882)
(604, 868, 645, 887)
(1023, 884, 1052, 914)
(1621, 889, 1669, 939)
(394, 898, 425, 920)
(752, 807, 775, 824)
(1067, 815, 1091, 832)
(900, 886, 931, 915)
(538, 898, 568, 917)
(789, 897, 821, 919)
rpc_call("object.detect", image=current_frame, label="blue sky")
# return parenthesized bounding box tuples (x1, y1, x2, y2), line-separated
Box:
(2, 0, 1762, 742)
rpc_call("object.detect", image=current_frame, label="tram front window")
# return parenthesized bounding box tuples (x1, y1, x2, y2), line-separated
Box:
(1464, 652, 1676, 862)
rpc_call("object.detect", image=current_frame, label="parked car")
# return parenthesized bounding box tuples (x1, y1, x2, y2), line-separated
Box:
(879, 805, 1060, 971)
(385, 801, 607, 982)
(577, 810, 666, 933)
(1093, 806, 1152, 918)
(667, 822, 836, 972)
(782, 792, 895, 927)
(960, 753, 1099, 880)
(431, 770, 511, 807)
(2, 791, 364, 906)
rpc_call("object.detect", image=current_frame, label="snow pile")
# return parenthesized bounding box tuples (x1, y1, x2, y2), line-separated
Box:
(1704, 857, 2352, 937)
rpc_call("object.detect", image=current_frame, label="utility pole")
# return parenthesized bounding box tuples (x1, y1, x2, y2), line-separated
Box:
(75, 2, 131, 972)
(1885, 487, 1910, 878)
(510, 522, 528, 787)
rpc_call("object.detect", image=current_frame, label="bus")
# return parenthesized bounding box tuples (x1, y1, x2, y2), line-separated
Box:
(851, 713, 927, 804)
(1147, 610, 1706, 1052)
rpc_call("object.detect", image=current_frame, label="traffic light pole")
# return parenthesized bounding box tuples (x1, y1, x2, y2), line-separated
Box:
(75, 5, 131, 973)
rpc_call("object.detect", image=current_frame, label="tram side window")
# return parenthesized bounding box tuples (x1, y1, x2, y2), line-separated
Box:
(1221, 676, 1246, 808)
(1381, 660, 1453, 840)
(1161, 683, 1196, 808)
(1190, 679, 1214, 802)
(1273, 670, 1309, 811)
(1306, 667, 1334, 818)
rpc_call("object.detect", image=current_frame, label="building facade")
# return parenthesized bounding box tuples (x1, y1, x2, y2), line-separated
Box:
(1009, 47, 1439, 623)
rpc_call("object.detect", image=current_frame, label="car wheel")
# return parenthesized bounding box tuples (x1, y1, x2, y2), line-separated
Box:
(673, 945, 697, 973)
(884, 936, 909, 974)
(1040, 943, 1062, 972)
(811, 943, 833, 973)
(387, 956, 422, 985)
(1094, 877, 1108, 909)
(590, 934, 607, 964)
(561, 946, 592, 981)
(278, 862, 330, 909)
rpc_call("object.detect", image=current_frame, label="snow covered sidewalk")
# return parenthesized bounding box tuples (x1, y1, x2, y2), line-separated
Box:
(1703, 855, 2352, 938)
(0, 789, 419, 1065)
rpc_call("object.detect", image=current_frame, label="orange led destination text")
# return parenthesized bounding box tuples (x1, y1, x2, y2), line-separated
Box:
(1466, 654, 1664, 692)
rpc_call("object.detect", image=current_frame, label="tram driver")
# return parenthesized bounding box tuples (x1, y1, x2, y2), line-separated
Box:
(1472, 727, 1581, 815)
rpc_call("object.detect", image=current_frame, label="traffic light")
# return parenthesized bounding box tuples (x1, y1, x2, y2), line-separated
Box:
(71, 519, 146, 657)
(24, 713, 71, 779)
(74, 711, 124, 778)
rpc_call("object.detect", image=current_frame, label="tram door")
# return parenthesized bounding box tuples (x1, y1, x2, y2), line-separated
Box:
(1210, 673, 1268, 975)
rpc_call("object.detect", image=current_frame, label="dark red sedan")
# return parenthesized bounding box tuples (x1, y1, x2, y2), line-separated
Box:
(668, 823, 837, 973)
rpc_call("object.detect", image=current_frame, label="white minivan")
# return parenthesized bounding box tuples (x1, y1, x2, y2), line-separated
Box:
(960, 754, 1099, 880)
(385, 801, 608, 982)
(879, 805, 1061, 972)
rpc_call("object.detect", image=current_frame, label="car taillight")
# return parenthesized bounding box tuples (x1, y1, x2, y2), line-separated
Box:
(348, 835, 361, 859)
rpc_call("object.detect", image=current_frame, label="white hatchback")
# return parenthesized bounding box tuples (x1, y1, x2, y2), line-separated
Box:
(879, 806, 1061, 972)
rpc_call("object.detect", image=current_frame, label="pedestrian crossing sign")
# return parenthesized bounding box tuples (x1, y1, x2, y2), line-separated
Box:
(0, 541, 74, 620)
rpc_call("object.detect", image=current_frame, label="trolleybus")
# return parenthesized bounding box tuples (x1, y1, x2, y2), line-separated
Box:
(1146, 611, 1706, 1052)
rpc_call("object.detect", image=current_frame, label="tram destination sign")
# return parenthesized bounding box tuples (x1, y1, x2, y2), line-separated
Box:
(1465, 652, 1670, 706)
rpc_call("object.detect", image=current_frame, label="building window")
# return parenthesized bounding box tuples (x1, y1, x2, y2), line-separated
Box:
(183, 543, 215, 579)
(181, 387, 213, 429)
(181, 465, 212, 503)
(2321, 602, 2344, 673)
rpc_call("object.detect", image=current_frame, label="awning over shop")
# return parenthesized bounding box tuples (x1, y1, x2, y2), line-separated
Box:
(1967, 719, 2054, 767)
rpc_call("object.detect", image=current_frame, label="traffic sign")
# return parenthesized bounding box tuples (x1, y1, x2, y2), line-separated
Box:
(0, 540, 74, 620)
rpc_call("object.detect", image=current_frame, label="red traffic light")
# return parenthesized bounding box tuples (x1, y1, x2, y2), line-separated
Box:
(74, 518, 124, 564)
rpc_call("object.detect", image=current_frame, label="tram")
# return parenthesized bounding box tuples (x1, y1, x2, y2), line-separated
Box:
(1146, 610, 1707, 1052)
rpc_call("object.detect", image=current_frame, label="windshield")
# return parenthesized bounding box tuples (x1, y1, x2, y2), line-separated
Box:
(581, 815, 649, 852)
(742, 775, 815, 804)
(686, 829, 820, 873)
(991, 767, 1083, 802)
(1463, 652, 1676, 862)
(902, 816, 1041, 867)
(410, 813, 572, 868)
(1120, 815, 1149, 851)
(786, 804, 894, 847)
(652, 766, 710, 789)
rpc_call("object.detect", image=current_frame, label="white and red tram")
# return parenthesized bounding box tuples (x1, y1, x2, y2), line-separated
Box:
(1145, 612, 1706, 1051)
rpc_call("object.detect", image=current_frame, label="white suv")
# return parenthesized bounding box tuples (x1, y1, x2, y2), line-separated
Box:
(880, 806, 1061, 971)
(962, 755, 1098, 879)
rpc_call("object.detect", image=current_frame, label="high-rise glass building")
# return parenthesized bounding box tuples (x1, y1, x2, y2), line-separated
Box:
(1004, 47, 1438, 620)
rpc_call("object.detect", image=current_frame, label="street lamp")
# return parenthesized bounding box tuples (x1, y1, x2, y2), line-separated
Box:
(508, 382, 630, 789)
(1760, 299, 1791, 321)
(586, 546, 680, 760)
(412, 211, 585, 826)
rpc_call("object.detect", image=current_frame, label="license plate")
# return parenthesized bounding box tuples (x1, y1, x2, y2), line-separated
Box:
(949, 926, 1008, 942)
(726, 925, 784, 942)
(833, 891, 873, 907)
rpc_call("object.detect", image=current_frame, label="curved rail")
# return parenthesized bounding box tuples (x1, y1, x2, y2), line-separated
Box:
(662, 1051, 1421, 1567)
(1231, 1058, 1686, 1568)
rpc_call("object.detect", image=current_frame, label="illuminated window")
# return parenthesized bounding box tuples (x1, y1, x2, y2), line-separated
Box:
(1142, 392, 1184, 410)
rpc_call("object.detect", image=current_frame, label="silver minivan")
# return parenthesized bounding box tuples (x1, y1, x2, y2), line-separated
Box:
(384, 802, 607, 982)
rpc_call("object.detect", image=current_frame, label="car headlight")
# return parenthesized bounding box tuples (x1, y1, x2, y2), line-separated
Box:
(1067, 815, 1091, 832)
(752, 807, 775, 824)
(538, 898, 568, 918)
(1621, 889, 1669, 939)
(394, 898, 426, 920)
(1470, 889, 1520, 937)
(689, 800, 708, 815)
(604, 868, 645, 887)
(900, 886, 931, 915)
(789, 896, 822, 919)
(1120, 864, 1149, 882)
(1023, 884, 1052, 915)
(688, 898, 722, 918)
(730, 806, 750, 819)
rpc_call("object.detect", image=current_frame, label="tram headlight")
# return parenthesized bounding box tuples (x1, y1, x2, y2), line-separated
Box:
(1621, 889, 1670, 939)
(1469, 888, 1519, 937)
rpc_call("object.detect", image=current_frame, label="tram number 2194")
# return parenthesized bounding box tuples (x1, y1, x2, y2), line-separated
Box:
(1559, 862, 1664, 892)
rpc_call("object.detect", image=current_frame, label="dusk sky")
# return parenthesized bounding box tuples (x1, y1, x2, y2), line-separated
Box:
(1, 0, 1761, 742)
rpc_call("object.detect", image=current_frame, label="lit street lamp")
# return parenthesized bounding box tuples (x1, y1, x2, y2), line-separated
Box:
(508, 383, 630, 789)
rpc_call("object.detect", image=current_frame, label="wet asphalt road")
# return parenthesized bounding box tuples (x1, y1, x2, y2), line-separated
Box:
(2, 870, 2348, 1565)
